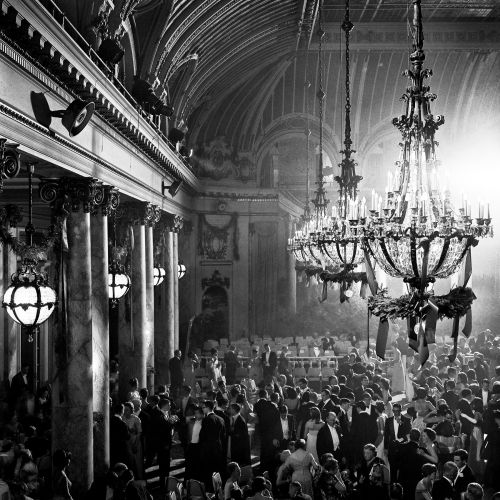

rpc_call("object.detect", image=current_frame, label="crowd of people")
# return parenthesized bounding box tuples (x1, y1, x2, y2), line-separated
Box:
(1, 329, 500, 500)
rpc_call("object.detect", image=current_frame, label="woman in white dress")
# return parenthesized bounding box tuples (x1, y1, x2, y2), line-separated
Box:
(304, 407, 324, 463)
(374, 401, 387, 462)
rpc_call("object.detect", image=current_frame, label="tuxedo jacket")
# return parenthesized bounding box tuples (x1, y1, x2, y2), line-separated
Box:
(318, 399, 337, 420)
(199, 412, 226, 459)
(431, 477, 456, 500)
(454, 465, 475, 494)
(168, 356, 184, 387)
(278, 414, 297, 443)
(384, 415, 412, 454)
(261, 351, 278, 370)
(316, 423, 343, 461)
(149, 406, 173, 451)
(229, 414, 251, 466)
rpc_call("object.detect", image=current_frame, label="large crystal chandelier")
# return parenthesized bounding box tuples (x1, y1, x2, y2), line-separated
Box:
(364, 0, 491, 289)
(321, 0, 364, 272)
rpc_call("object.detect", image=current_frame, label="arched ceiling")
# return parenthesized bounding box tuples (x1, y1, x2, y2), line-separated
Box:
(50, 0, 500, 194)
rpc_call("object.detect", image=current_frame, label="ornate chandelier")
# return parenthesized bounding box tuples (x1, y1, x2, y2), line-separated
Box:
(288, 1, 335, 270)
(363, 0, 491, 289)
(108, 210, 130, 306)
(2, 164, 57, 341)
(321, 0, 364, 273)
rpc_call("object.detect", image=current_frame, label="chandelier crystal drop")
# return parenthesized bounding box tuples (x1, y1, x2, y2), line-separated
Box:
(363, 0, 492, 289)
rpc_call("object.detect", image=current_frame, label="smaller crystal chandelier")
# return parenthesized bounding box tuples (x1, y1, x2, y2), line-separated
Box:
(153, 265, 166, 286)
(108, 211, 130, 306)
(321, 0, 365, 273)
(2, 164, 57, 341)
(178, 261, 186, 279)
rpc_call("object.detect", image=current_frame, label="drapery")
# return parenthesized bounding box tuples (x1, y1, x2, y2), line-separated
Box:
(250, 222, 279, 336)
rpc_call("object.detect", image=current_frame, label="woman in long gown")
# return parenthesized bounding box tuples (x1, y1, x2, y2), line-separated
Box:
(406, 387, 435, 431)
(284, 439, 319, 497)
(183, 351, 199, 390)
(374, 401, 387, 462)
(390, 345, 405, 394)
(123, 401, 143, 479)
(304, 407, 324, 463)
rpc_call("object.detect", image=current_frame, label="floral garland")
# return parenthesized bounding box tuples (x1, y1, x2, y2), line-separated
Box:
(0, 221, 61, 261)
(368, 286, 476, 322)
(296, 263, 368, 285)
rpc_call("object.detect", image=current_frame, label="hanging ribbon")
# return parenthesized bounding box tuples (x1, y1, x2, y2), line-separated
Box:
(449, 248, 473, 362)
(319, 280, 328, 303)
(423, 298, 438, 344)
(376, 318, 389, 359)
(407, 316, 418, 352)
(418, 323, 429, 365)
(364, 249, 378, 296)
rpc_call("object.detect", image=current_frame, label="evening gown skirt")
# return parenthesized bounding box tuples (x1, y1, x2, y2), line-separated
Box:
(306, 430, 319, 462)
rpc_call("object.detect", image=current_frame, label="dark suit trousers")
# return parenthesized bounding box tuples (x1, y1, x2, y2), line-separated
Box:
(157, 447, 171, 491)
(185, 443, 202, 481)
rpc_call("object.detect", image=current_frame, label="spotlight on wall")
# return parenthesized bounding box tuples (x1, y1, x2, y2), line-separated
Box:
(162, 179, 183, 197)
(131, 79, 173, 117)
(97, 37, 125, 65)
(178, 146, 193, 159)
(30, 92, 95, 137)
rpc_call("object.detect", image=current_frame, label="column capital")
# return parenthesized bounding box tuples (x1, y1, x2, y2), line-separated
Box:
(39, 177, 104, 216)
(160, 213, 184, 233)
(99, 186, 120, 217)
(122, 202, 161, 227)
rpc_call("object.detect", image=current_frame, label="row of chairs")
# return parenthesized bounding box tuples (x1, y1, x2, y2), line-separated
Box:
(167, 474, 223, 500)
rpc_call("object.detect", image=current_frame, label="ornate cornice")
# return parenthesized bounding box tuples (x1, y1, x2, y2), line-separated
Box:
(0, 1, 198, 190)
(39, 177, 105, 215)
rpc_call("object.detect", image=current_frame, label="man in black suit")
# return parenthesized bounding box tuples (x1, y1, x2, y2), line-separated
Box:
(397, 428, 426, 500)
(228, 402, 251, 467)
(261, 344, 277, 380)
(317, 411, 342, 462)
(456, 388, 474, 449)
(318, 389, 336, 420)
(110, 403, 131, 467)
(9, 363, 31, 410)
(278, 404, 296, 450)
(168, 350, 184, 401)
(199, 399, 226, 488)
(215, 396, 230, 458)
(384, 403, 411, 480)
(149, 396, 174, 491)
(432, 461, 458, 500)
(350, 401, 377, 463)
(452, 449, 475, 495)
(442, 380, 459, 412)
(481, 379, 492, 407)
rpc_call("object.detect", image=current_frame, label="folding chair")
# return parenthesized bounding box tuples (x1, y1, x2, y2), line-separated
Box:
(212, 472, 223, 500)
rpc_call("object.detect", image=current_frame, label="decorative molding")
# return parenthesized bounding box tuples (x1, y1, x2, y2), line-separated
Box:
(199, 191, 279, 202)
(202, 270, 230, 290)
(161, 212, 184, 233)
(0, 1, 198, 189)
(0, 137, 21, 192)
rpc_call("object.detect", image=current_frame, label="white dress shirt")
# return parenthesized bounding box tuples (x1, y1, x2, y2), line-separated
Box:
(482, 389, 489, 406)
(281, 417, 289, 439)
(393, 418, 400, 439)
(191, 420, 202, 443)
(328, 424, 340, 450)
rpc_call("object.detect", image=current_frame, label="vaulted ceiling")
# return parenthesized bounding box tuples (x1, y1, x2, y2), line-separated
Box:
(51, 0, 500, 195)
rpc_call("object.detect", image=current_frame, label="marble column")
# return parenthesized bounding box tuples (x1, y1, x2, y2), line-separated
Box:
(52, 208, 94, 496)
(1, 240, 20, 384)
(173, 231, 179, 349)
(90, 188, 116, 474)
(155, 230, 174, 385)
(145, 225, 155, 393)
(286, 216, 297, 314)
(118, 202, 159, 397)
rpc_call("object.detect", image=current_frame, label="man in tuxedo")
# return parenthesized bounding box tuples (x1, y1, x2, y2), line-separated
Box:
(317, 411, 342, 462)
(215, 396, 230, 458)
(179, 385, 197, 450)
(431, 461, 458, 500)
(261, 344, 277, 380)
(442, 380, 459, 412)
(168, 350, 184, 401)
(278, 404, 296, 450)
(481, 379, 492, 407)
(452, 449, 475, 495)
(149, 396, 174, 491)
(110, 403, 130, 467)
(397, 428, 426, 500)
(318, 389, 337, 420)
(185, 406, 204, 481)
(456, 388, 474, 449)
(338, 375, 351, 398)
(384, 403, 411, 480)
(228, 403, 251, 467)
(199, 400, 226, 487)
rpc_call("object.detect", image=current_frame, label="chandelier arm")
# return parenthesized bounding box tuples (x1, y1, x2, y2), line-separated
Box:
(349, 240, 358, 265)
(378, 240, 400, 276)
(409, 234, 420, 281)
